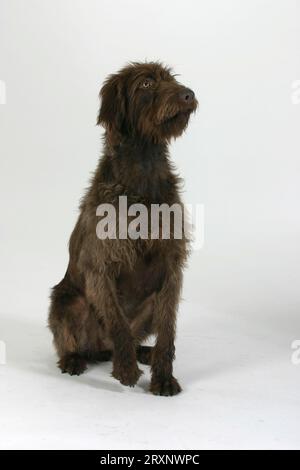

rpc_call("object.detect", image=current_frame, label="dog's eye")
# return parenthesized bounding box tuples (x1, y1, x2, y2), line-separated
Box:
(141, 79, 154, 89)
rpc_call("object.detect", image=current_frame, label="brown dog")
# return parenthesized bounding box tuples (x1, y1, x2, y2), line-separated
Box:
(48, 62, 197, 396)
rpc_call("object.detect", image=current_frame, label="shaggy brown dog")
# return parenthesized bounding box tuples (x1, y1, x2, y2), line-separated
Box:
(49, 62, 197, 396)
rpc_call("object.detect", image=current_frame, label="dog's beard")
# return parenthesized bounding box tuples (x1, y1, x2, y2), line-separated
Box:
(161, 109, 191, 125)
(158, 109, 192, 139)
(134, 102, 195, 142)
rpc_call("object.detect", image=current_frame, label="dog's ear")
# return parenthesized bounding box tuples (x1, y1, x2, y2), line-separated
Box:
(97, 74, 126, 140)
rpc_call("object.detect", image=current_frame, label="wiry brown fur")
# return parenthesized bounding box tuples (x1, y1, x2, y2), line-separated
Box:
(48, 62, 197, 396)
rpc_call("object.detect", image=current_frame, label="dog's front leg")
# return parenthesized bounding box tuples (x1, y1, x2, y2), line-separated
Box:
(150, 270, 182, 396)
(86, 271, 142, 387)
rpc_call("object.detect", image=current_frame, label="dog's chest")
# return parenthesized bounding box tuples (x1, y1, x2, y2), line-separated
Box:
(116, 249, 166, 316)
(124, 163, 170, 203)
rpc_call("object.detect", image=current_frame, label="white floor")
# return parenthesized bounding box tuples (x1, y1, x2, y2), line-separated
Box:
(1, 301, 299, 450)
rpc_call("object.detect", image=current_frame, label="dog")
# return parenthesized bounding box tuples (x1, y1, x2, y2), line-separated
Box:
(48, 62, 197, 396)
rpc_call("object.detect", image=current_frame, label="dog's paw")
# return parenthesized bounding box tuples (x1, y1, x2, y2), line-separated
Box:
(112, 362, 143, 387)
(150, 376, 182, 396)
(58, 354, 87, 376)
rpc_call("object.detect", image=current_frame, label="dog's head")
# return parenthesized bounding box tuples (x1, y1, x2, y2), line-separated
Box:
(97, 62, 197, 144)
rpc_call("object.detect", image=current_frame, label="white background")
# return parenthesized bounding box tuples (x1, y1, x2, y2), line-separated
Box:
(0, 0, 300, 450)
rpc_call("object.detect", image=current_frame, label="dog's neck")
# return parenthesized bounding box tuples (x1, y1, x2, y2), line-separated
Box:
(99, 135, 180, 203)
(114, 137, 168, 165)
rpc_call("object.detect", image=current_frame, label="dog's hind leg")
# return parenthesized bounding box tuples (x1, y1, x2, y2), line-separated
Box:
(48, 277, 92, 376)
(136, 346, 153, 365)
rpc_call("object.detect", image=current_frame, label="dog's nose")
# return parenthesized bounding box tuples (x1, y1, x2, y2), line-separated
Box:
(179, 88, 195, 105)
